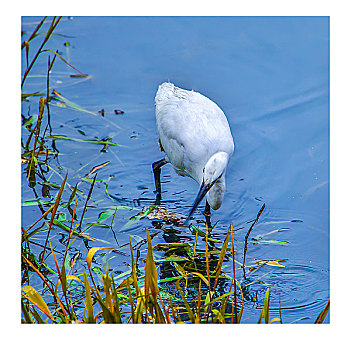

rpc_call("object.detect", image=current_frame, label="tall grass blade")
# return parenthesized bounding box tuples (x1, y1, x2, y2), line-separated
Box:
(48, 239, 71, 318)
(26, 97, 45, 187)
(21, 300, 33, 323)
(212, 309, 225, 324)
(129, 235, 141, 296)
(264, 288, 270, 324)
(78, 173, 97, 230)
(144, 228, 159, 302)
(258, 308, 264, 324)
(231, 227, 237, 323)
(42, 50, 87, 76)
(213, 225, 232, 291)
(83, 271, 95, 323)
(126, 276, 136, 323)
(205, 225, 210, 288)
(99, 269, 117, 323)
(25, 204, 54, 233)
(21, 16, 62, 88)
(21, 16, 47, 49)
(279, 293, 283, 324)
(22, 255, 68, 317)
(242, 203, 265, 272)
(40, 171, 68, 264)
(46, 52, 57, 105)
(55, 275, 83, 295)
(175, 280, 195, 323)
(196, 280, 201, 323)
(110, 272, 123, 323)
(157, 292, 171, 324)
(49, 135, 119, 146)
(315, 298, 330, 324)
(29, 306, 47, 324)
(86, 247, 110, 270)
(236, 280, 244, 323)
(237, 300, 244, 323)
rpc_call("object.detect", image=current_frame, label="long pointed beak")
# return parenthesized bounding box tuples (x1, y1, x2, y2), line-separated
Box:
(185, 181, 215, 223)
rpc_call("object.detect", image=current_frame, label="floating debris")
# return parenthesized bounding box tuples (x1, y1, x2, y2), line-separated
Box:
(146, 206, 186, 223)
(69, 74, 89, 78)
(130, 131, 140, 139)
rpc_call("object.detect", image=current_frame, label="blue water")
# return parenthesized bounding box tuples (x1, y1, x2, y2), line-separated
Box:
(21, 16, 329, 323)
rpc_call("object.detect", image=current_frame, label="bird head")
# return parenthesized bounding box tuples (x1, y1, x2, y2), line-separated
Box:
(202, 152, 228, 186)
(185, 152, 229, 222)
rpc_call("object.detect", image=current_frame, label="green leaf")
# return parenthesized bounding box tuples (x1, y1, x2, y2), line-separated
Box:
(98, 209, 115, 223)
(88, 223, 110, 228)
(189, 225, 222, 243)
(22, 285, 54, 321)
(251, 239, 290, 245)
(52, 219, 109, 242)
(42, 181, 61, 188)
(212, 309, 225, 324)
(119, 206, 155, 231)
(22, 199, 55, 207)
(22, 114, 38, 127)
(57, 213, 66, 222)
(82, 177, 103, 184)
(255, 260, 286, 268)
(264, 288, 270, 324)
(50, 90, 96, 115)
(48, 135, 119, 146)
(204, 291, 214, 315)
(155, 255, 189, 263)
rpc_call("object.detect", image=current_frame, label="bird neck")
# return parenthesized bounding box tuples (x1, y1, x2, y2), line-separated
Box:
(206, 176, 226, 210)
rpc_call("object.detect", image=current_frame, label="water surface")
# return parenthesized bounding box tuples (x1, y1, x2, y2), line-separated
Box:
(21, 16, 329, 323)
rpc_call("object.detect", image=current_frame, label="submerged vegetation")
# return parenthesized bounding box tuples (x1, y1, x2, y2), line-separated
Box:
(21, 17, 329, 324)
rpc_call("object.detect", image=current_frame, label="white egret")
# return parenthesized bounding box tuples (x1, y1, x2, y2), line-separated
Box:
(152, 82, 234, 222)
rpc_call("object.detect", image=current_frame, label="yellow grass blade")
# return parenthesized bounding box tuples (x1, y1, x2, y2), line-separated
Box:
(55, 275, 84, 295)
(22, 286, 55, 321)
(86, 247, 110, 270)
(144, 228, 159, 301)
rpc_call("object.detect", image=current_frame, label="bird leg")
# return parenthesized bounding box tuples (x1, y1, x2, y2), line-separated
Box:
(152, 158, 167, 205)
(204, 201, 211, 216)
(204, 200, 212, 228)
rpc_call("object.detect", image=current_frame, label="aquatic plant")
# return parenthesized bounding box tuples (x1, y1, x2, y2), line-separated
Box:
(21, 17, 330, 324)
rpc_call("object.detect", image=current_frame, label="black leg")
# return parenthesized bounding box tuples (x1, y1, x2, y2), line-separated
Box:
(204, 201, 212, 228)
(204, 201, 211, 216)
(152, 158, 167, 204)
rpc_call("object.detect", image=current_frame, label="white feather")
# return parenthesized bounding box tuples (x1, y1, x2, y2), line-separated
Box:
(155, 82, 234, 210)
